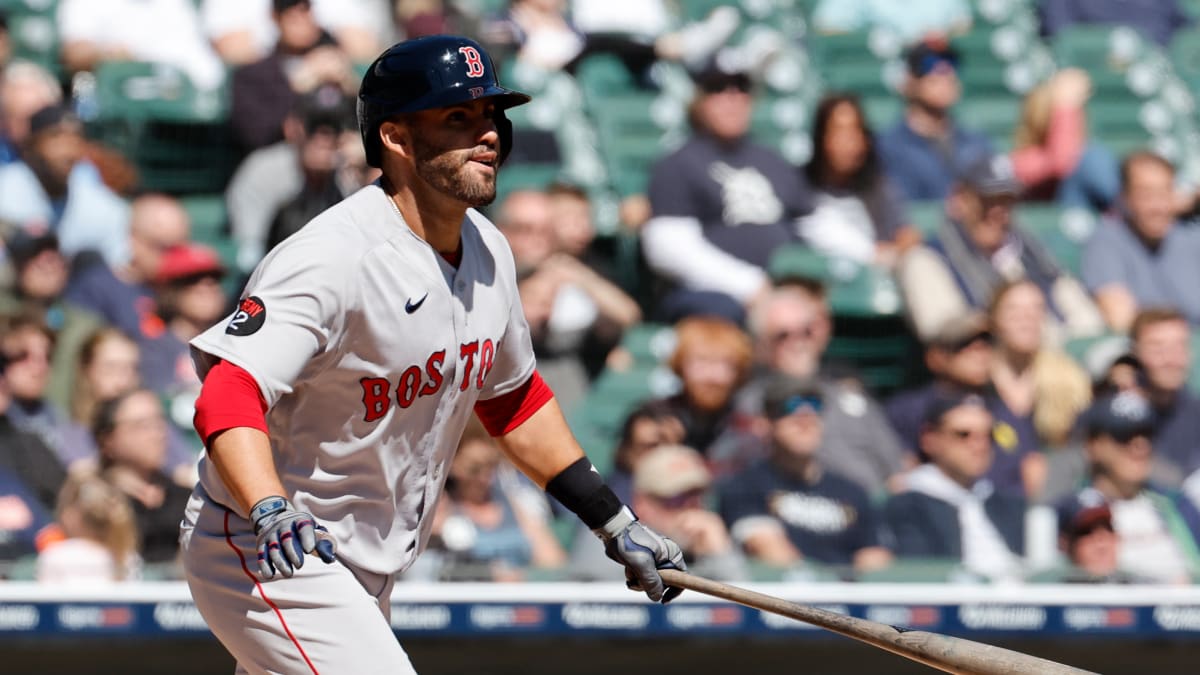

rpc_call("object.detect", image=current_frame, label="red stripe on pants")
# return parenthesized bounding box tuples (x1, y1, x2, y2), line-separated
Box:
(223, 510, 320, 675)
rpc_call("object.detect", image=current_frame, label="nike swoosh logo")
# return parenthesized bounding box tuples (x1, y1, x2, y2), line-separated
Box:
(405, 293, 428, 314)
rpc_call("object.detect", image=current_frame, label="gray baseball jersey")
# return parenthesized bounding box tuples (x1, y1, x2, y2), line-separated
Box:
(187, 182, 536, 576)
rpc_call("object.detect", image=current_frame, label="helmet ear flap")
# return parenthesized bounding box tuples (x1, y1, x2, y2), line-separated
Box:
(495, 108, 513, 167)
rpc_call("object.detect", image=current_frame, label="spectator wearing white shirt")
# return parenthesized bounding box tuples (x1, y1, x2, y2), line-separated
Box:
(202, 0, 386, 64)
(57, 0, 225, 91)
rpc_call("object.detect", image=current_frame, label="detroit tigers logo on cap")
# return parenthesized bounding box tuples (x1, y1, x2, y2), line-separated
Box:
(226, 296, 267, 336)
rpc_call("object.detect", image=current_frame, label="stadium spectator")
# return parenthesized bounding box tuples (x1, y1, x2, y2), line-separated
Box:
(57, 0, 225, 91)
(1036, 0, 1191, 47)
(504, 190, 641, 412)
(798, 93, 921, 268)
(1129, 309, 1200, 476)
(0, 464, 55, 565)
(640, 60, 813, 325)
(495, 1, 740, 79)
(886, 312, 994, 454)
(69, 328, 139, 432)
(897, 154, 1104, 345)
(1058, 391, 1200, 584)
(0, 317, 96, 470)
(429, 420, 565, 581)
(226, 84, 359, 271)
(229, 0, 357, 153)
(1081, 152, 1200, 332)
(202, 0, 384, 64)
(265, 88, 368, 252)
(1010, 68, 1119, 211)
(1055, 500, 1146, 583)
(141, 243, 227, 397)
(545, 181, 620, 289)
(604, 399, 686, 506)
(64, 193, 190, 346)
(0, 11, 8, 68)
(0, 349, 67, 513)
(651, 315, 758, 473)
(987, 280, 1093, 492)
(742, 285, 908, 497)
(0, 230, 104, 413)
(884, 392, 1026, 581)
(719, 374, 893, 575)
(0, 105, 130, 267)
(812, 0, 972, 43)
(575, 443, 746, 582)
(93, 389, 193, 567)
(877, 40, 992, 202)
(0, 60, 62, 166)
(37, 472, 139, 583)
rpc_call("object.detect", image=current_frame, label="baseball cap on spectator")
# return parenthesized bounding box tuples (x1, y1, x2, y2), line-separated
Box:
(929, 311, 991, 352)
(763, 373, 823, 420)
(4, 229, 58, 268)
(156, 243, 226, 285)
(295, 84, 355, 135)
(633, 444, 712, 500)
(905, 41, 959, 78)
(273, 0, 310, 12)
(692, 56, 752, 95)
(958, 154, 1021, 197)
(922, 390, 989, 428)
(1081, 391, 1156, 442)
(28, 104, 81, 137)
(1058, 496, 1114, 542)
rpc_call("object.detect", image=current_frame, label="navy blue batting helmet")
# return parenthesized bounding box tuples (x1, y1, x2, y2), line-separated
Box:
(357, 35, 531, 168)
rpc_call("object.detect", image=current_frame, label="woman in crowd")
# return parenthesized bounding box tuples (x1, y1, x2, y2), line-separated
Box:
(799, 93, 921, 268)
(37, 472, 139, 583)
(1010, 68, 1119, 211)
(70, 328, 140, 433)
(988, 279, 1092, 499)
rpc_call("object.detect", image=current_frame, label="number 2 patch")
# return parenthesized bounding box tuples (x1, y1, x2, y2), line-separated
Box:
(226, 296, 267, 336)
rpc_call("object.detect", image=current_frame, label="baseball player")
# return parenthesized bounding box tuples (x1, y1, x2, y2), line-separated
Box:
(178, 35, 686, 674)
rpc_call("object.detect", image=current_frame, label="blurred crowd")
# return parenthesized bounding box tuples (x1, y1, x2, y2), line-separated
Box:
(1, 0, 1200, 588)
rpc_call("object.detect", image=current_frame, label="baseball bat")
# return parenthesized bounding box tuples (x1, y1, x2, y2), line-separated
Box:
(657, 569, 1095, 675)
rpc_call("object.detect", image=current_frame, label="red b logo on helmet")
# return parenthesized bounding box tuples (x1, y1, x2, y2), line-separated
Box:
(459, 46, 485, 78)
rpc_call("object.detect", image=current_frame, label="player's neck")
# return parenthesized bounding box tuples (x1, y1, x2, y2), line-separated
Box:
(386, 179, 464, 256)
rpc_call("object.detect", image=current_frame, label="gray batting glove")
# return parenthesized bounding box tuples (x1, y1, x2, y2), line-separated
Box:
(250, 496, 338, 579)
(595, 506, 686, 603)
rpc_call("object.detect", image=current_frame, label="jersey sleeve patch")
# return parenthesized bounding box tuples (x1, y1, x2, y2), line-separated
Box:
(226, 296, 267, 336)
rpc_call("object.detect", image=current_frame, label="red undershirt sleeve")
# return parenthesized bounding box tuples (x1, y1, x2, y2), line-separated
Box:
(193, 358, 270, 445)
(474, 370, 553, 436)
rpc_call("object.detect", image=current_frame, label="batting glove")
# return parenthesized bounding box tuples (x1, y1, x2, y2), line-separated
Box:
(250, 496, 337, 579)
(595, 506, 686, 603)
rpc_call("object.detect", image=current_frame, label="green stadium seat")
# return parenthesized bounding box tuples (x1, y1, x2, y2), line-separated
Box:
(860, 95, 902, 129)
(907, 199, 945, 237)
(855, 558, 964, 583)
(180, 194, 227, 240)
(91, 61, 237, 194)
(954, 95, 1021, 150)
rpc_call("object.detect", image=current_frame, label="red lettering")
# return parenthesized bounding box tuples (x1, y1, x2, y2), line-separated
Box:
(421, 350, 445, 396)
(397, 366, 422, 408)
(476, 338, 495, 389)
(459, 341, 479, 391)
(360, 377, 390, 422)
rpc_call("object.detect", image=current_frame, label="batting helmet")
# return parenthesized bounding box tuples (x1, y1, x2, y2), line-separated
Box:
(357, 35, 531, 168)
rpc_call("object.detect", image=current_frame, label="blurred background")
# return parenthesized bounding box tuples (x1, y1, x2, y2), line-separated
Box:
(2, 0, 1200, 672)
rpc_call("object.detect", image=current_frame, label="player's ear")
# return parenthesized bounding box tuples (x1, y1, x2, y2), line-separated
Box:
(379, 118, 413, 160)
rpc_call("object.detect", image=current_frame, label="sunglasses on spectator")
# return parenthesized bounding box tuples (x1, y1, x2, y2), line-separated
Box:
(651, 488, 706, 509)
(1, 349, 44, 364)
(769, 324, 817, 345)
(778, 394, 823, 417)
(913, 53, 958, 77)
(948, 331, 992, 353)
(944, 426, 991, 442)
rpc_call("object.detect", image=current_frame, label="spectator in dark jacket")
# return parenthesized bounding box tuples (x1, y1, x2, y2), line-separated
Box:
(228, 0, 355, 153)
(884, 392, 1026, 580)
(0, 349, 67, 513)
(1037, 0, 1191, 47)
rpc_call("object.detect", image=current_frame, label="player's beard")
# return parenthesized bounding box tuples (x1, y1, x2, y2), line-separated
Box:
(411, 136, 497, 207)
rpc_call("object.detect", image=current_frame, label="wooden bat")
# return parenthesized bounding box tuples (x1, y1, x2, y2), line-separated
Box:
(658, 569, 1095, 675)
